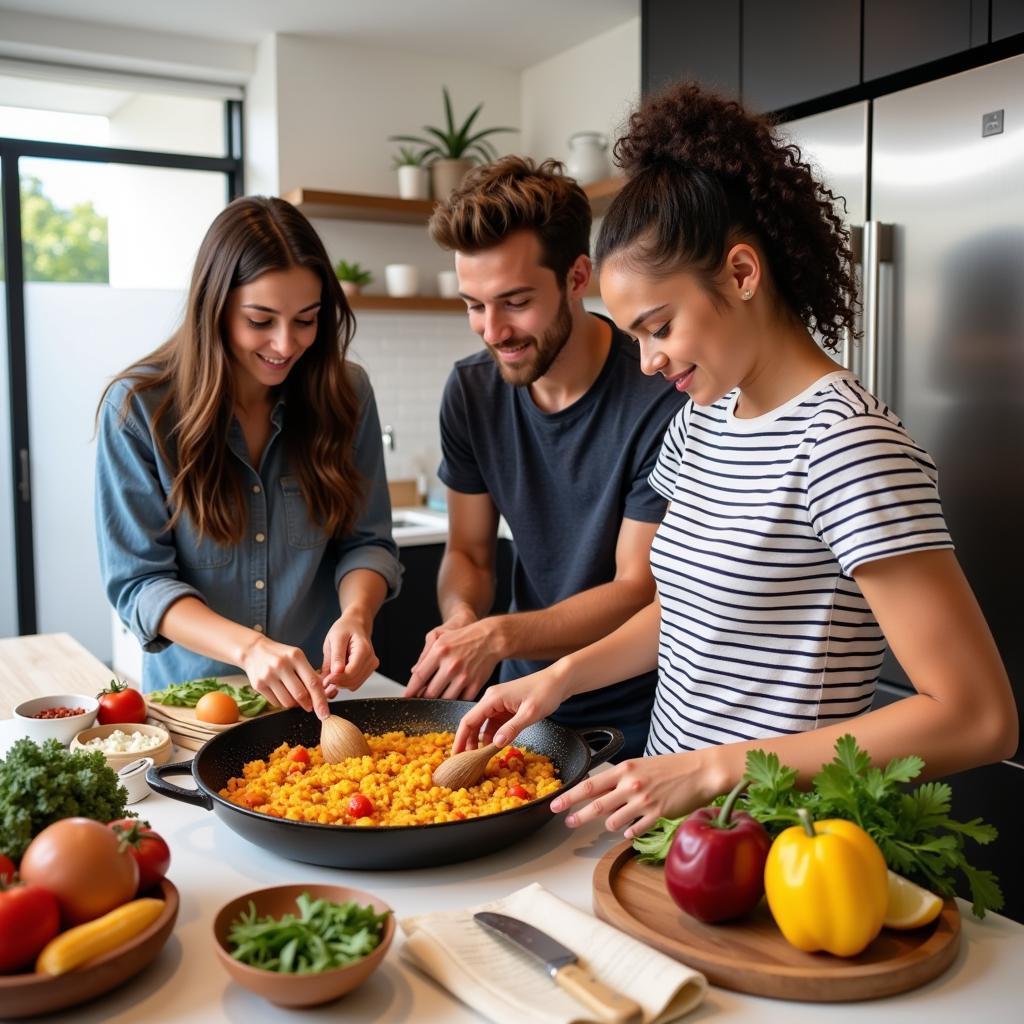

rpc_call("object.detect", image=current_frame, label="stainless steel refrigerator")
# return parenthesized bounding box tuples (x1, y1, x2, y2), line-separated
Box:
(785, 53, 1024, 921)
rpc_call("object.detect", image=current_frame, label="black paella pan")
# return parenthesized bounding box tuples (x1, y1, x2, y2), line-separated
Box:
(147, 698, 623, 869)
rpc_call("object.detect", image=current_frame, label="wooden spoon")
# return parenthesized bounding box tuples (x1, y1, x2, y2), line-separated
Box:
(432, 743, 500, 790)
(320, 714, 371, 762)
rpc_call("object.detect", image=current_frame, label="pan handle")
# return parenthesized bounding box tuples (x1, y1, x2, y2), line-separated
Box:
(579, 727, 624, 769)
(146, 759, 213, 811)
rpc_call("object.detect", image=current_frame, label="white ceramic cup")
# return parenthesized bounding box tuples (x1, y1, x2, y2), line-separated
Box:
(385, 263, 419, 298)
(437, 270, 460, 298)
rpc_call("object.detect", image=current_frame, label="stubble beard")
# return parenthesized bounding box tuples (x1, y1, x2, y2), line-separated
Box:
(488, 290, 573, 387)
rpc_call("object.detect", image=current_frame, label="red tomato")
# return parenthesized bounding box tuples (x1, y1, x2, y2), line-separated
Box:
(347, 794, 374, 819)
(109, 820, 171, 893)
(0, 882, 61, 973)
(0, 854, 15, 884)
(96, 680, 147, 725)
(289, 747, 310, 763)
(19, 818, 139, 925)
(500, 747, 525, 770)
(508, 785, 530, 800)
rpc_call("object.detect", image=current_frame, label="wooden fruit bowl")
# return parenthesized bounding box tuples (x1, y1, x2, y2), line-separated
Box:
(0, 878, 179, 1019)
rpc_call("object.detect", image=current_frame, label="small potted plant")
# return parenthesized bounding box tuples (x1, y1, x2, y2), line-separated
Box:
(389, 86, 516, 199)
(393, 145, 431, 200)
(334, 259, 373, 298)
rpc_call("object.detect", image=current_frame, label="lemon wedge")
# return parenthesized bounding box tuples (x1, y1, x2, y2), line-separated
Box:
(884, 870, 944, 929)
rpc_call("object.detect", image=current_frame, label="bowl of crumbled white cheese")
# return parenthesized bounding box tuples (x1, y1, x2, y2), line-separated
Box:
(70, 722, 172, 771)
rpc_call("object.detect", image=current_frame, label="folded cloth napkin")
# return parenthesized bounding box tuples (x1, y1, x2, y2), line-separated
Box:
(400, 882, 707, 1024)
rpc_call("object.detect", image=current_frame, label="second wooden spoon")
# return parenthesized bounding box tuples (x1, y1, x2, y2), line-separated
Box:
(432, 743, 500, 790)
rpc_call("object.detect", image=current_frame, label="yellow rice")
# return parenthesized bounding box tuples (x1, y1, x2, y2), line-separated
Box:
(219, 730, 561, 826)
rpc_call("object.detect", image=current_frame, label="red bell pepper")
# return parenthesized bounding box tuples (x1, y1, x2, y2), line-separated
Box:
(664, 776, 771, 923)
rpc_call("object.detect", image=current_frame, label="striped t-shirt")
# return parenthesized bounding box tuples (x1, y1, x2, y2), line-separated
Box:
(645, 371, 953, 756)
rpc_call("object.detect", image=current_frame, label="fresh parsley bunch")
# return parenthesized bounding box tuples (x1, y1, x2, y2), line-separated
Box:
(0, 738, 131, 859)
(633, 735, 1002, 919)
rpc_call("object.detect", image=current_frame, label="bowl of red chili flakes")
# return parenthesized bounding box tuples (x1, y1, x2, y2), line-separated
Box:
(13, 694, 99, 745)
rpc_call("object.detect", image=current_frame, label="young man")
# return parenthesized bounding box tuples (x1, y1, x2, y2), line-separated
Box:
(404, 156, 682, 758)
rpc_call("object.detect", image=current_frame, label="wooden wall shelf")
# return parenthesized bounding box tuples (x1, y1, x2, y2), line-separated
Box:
(585, 176, 625, 216)
(348, 295, 464, 314)
(283, 188, 436, 224)
(286, 178, 626, 224)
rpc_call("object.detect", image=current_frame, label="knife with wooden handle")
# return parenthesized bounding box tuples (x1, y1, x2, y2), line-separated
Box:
(474, 911, 642, 1024)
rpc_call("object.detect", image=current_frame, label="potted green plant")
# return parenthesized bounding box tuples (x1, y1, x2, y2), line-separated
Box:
(389, 86, 516, 199)
(334, 259, 373, 299)
(393, 146, 431, 200)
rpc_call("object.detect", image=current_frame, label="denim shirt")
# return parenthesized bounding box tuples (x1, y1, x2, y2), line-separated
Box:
(95, 364, 402, 692)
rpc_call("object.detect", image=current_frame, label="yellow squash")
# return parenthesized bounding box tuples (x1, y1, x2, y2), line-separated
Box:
(36, 897, 165, 975)
(764, 809, 888, 957)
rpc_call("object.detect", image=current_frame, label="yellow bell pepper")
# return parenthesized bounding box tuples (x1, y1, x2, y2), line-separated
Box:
(764, 809, 888, 957)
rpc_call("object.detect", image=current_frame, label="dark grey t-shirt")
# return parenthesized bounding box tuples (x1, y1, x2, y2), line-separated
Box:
(438, 316, 685, 749)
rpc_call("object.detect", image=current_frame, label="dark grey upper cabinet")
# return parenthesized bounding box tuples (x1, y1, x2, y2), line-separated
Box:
(742, 0, 861, 112)
(993, 0, 1024, 40)
(863, 0, 975, 80)
(641, 0, 740, 97)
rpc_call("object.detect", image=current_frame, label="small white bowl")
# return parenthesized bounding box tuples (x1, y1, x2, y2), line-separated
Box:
(13, 694, 100, 745)
(117, 756, 155, 804)
(70, 722, 172, 772)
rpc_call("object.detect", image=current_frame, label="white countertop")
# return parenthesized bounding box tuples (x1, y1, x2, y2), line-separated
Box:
(391, 506, 513, 548)
(1, 651, 1023, 1021)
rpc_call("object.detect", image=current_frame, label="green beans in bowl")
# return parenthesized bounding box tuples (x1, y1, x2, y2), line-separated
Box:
(211, 884, 393, 1007)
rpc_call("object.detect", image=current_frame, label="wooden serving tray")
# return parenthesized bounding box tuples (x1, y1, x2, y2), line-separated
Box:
(592, 840, 961, 1002)
(145, 675, 282, 736)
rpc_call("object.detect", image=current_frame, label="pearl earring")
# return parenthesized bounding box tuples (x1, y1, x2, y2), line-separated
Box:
(742, 289, 753, 300)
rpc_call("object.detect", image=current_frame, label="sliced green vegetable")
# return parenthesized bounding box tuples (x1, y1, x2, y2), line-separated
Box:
(631, 734, 1002, 919)
(149, 678, 268, 717)
(227, 894, 389, 974)
(632, 816, 686, 864)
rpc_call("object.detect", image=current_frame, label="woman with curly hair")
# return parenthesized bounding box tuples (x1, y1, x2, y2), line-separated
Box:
(96, 197, 401, 718)
(454, 83, 1016, 836)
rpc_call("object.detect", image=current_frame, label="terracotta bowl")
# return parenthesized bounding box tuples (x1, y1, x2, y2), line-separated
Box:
(12, 694, 99, 745)
(0, 878, 179, 1020)
(212, 883, 394, 1007)
(70, 722, 172, 772)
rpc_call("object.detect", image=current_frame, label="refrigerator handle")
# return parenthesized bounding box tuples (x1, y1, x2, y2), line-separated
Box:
(844, 225, 864, 374)
(862, 221, 894, 394)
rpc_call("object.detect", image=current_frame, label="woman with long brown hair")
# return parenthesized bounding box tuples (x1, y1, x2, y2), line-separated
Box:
(96, 196, 400, 719)
(453, 83, 1016, 835)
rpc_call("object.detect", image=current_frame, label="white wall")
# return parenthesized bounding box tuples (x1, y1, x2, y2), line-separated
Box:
(521, 17, 640, 167)
(245, 34, 280, 197)
(273, 34, 521, 195)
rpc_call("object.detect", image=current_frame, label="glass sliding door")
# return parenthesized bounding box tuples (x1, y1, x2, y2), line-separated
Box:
(20, 157, 226, 662)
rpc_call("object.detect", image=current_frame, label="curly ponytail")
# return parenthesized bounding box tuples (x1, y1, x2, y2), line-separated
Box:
(595, 82, 857, 351)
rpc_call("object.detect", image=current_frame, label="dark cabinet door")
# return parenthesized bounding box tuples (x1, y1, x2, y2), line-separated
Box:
(642, 0, 740, 97)
(742, 0, 861, 112)
(992, 0, 1024, 40)
(371, 544, 444, 686)
(863, 0, 975, 81)
(371, 539, 515, 687)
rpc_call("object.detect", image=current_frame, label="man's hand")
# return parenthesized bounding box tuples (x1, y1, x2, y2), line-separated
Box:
(404, 607, 502, 700)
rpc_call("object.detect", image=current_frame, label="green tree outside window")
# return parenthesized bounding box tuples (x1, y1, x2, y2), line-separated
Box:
(5, 175, 109, 283)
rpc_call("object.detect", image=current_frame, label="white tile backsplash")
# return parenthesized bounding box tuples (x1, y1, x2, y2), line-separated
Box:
(348, 312, 481, 491)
